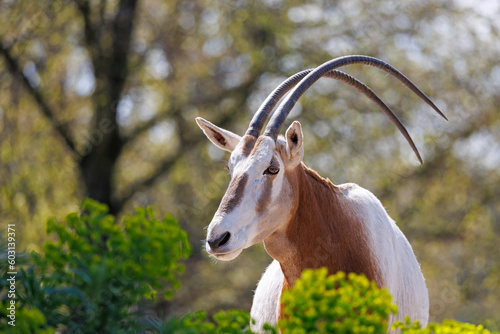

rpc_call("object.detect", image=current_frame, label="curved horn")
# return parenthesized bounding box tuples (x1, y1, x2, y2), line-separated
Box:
(324, 70, 424, 164)
(246, 69, 312, 138)
(263, 55, 446, 162)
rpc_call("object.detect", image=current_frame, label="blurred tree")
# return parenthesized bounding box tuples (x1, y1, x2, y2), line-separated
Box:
(0, 0, 499, 329)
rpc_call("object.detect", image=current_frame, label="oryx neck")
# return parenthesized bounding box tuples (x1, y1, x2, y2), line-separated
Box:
(264, 163, 382, 287)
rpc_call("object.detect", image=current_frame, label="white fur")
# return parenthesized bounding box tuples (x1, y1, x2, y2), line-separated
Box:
(251, 183, 428, 333)
(250, 260, 283, 332)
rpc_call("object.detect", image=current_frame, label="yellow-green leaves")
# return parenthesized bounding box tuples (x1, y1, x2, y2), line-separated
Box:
(279, 268, 397, 333)
(3, 199, 191, 333)
(394, 317, 494, 334)
(158, 310, 253, 334)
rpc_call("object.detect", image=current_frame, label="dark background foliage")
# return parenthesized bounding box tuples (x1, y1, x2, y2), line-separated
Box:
(1, 0, 499, 328)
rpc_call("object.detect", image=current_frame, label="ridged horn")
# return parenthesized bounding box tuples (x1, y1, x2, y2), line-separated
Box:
(263, 55, 446, 163)
(246, 69, 312, 138)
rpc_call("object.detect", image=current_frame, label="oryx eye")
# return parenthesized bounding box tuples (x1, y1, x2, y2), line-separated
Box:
(264, 165, 280, 175)
(225, 162, 232, 175)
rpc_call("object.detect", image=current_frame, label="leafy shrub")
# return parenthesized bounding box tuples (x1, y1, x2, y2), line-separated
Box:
(159, 268, 496, 334)
(279, 268, 397, 333)
(1, 199, 191, 333)
(394, 317, 495, 334)
(0, 302, 55, 334)
(152, 309, 254, 333)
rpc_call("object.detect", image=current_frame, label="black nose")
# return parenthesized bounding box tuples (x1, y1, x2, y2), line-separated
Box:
(207, 231, 231, 250)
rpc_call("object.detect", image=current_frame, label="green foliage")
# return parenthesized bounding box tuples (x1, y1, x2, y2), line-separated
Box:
(279, 268, 397, 333)
(156, 267, 498, 334)
(0, 302, 55, 334)
(1, 199, 191, 333)
(154, 310, 254, 334)
(394, 317, 495, 334)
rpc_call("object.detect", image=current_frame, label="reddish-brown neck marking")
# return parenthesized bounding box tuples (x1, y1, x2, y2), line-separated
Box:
(264, 163, 382, 296)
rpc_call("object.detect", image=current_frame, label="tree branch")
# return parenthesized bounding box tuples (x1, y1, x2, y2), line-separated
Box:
(74, 0, 102, 71)
(98, 0, 107, 39)
(123, 74, 259, 145)
(116, 149, 184, 212)
(0, 43, 77, 154)
(115, 112, 235, 211)
(122, 112, 171, 145)
(108, 0, 138, 104)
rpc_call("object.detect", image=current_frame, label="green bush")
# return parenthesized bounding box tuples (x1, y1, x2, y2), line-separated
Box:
(0, 302, 55, 334)
(1, 199, 191, 333)
(153, 309, 254, 333)
(1, 200, 496, 333)
(159, 267, 497, 334)
(279, 268, 397, 333)
(394, 317, 495, 334)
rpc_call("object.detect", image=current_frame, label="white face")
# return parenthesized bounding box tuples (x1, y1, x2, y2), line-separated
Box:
(206, 136, 294, 261)
(196, 117, 304, 261)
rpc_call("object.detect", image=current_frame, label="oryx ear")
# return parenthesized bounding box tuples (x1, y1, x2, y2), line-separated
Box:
(196, 117, 241, 152)
(285, 121, 304, 166)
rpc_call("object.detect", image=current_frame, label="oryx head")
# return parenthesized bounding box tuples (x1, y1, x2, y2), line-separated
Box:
(196, 55, 446, 261)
